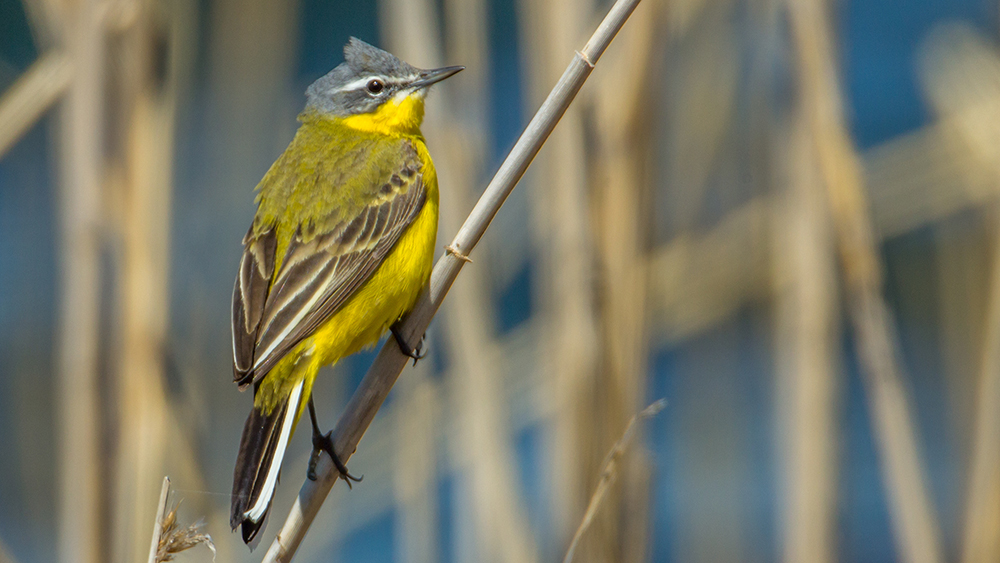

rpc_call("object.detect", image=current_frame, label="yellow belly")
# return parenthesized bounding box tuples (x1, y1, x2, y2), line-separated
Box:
(253, 192, 438, 416)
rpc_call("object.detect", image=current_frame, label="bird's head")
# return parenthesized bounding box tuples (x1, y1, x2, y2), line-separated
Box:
(305, 37, 463, 134)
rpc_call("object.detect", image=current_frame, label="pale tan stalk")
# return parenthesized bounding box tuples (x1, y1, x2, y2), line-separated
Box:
(56, 1, 106, 561)
(787, 0, 944, 561)
(590, 2, 663, 558)
(517, 0, 599, 548)
(773, 109, 840, 563)
(110, 4, 180, 560)
(0, 50, 71, 159)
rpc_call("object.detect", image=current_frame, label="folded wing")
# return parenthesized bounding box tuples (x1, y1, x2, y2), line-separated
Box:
(231, 139, 426, 387)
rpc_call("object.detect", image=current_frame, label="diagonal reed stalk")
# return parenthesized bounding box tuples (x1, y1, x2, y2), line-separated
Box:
(259, 0, 644, 560)
(562, 400, 666, 563)
(787, 1, 944, 562)
(0, 50, 72, 159)
(148, 478, 172, 563)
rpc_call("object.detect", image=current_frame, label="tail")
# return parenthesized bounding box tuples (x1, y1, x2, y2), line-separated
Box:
(231, 380, 305, 546)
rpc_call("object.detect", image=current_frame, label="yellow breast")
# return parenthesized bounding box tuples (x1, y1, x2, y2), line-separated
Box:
(253, 144, 439, 416)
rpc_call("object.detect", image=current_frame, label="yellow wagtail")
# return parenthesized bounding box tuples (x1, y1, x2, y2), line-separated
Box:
(229, 37, 462, 544)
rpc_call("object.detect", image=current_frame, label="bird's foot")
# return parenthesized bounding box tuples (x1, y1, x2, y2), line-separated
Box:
(309, 430, 363, 487)
(391, 324, 426, 366)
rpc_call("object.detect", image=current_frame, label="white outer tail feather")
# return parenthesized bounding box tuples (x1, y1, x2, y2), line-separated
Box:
(244, 379, 304, 522)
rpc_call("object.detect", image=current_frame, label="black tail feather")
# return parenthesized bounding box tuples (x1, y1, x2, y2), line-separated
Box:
(231, 382, 302, 545)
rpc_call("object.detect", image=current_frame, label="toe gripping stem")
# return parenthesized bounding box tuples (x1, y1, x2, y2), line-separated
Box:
(391, 323, 426, 366)
(307, 397, 362, 487)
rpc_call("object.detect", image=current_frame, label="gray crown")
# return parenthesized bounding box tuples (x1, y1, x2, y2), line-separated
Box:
(305, 38, 420, 117)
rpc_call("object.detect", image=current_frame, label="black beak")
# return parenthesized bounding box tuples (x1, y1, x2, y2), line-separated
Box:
(411, 65, 465, 89)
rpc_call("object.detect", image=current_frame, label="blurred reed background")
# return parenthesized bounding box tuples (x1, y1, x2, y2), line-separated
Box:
(1, 0, 999, 561)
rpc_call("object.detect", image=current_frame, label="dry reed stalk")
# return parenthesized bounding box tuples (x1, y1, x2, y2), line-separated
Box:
(865, 125, 1000, 238)
(647, 9, 750, 558)
(110, 6, 181, 561)
(55, 1, 106, 561)
(378, 0, 441, 65)
(516, 0, 601, 548)
(0, 50, 72, 158)
(442, 0, 488, 127)
(912, 27, 1000, 563)
(203, 0, 300, 196)
(260, 1, 645, 559)
(773, 113, 840, 563)
(435, 0, 543, 557)
(21, 0, 66, 47)
(445, 266, 542, 563)
(646, 136, 1000, 344)
(391, 375, 439, 563)
(787, 0, 944, 562)
(932, 221, 987, 482)
(148, 477, 172, 563)
(959, 207, 1000, 563)
(649, 199, 770, 339)
(660, 0, 742, 238)
(562, 400, 665, 563)
(590, 3, 663, 558)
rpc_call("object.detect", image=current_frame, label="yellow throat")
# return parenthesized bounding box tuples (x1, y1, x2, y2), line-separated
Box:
(341, 92, 426, 136)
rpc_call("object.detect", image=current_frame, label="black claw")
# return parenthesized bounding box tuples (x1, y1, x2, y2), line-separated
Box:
(307, 397, 363, 487)
(309, 431, 363, 486)
(391, 324, 426, 366)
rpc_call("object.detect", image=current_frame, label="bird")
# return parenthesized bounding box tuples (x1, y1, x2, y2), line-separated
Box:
(228, 37, 462, 545)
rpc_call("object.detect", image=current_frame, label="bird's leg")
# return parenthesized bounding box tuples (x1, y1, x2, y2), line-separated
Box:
(390, 323, 426, 366)
(307, 396, 362, 487)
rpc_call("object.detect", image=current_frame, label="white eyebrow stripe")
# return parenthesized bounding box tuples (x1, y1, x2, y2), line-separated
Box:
(337, 75, 380, 92)
(338, 75, 407, 93)
(335, 73, 421, 93)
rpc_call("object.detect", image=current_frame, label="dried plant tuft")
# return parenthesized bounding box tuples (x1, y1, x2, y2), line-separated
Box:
(154, 501, 216, 563)
(149, 477, 216, 563)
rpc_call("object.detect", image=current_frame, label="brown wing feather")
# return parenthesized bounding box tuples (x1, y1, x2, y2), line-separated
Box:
(232, 225, 277, 385)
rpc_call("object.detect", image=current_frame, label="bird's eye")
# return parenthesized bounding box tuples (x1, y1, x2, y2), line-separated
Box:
(366, 79, 385, 95)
